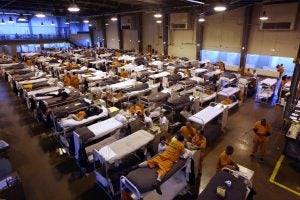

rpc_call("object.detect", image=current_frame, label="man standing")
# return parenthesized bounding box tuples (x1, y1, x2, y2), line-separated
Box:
(251, 118, 272, 161)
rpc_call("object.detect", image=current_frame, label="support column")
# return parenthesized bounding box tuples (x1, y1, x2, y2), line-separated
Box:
(89, 27, 94, 47)
(284, 45, 300, 120)
(101, 18, 107, 48)
(117, 15, 123, 50)
(162, 13, 169, 56)
(196, 19, 204, 60)
(137, 13, 143, 53)
(239, 6, 253, 75)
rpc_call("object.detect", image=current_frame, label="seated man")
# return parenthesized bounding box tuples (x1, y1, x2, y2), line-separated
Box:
(129, 101, 143, 116)
(120, 68, 129, 78)
(180, 121, 197, 142)
(221, 95, 237, 105)
(216, 145, 239, 172)
(136, 134, 185, 195)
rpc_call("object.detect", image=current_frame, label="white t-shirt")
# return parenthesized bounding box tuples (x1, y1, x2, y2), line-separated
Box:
(158, 143, 167, 153)
(159, 116, 169, 132)
(144, 116, 153, 127)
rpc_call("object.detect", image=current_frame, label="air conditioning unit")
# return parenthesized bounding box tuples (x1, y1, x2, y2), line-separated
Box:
(260, 21, 294, 31)
(170, 13, 191, 30)
(259, 2, 297, 31)
(121, 15, 136, 30)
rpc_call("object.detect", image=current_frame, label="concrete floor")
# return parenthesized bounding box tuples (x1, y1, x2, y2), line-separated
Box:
(0, 78, 299, 200)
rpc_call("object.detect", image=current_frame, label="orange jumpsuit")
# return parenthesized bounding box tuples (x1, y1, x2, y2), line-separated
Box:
(70, 75, 79, 89)
(64, 75, 71, 86)
(147, 139, 185, 176)
(180, 126, 196, 142)
(194, 135, 206, 173)
(120, 70, 129, 78)
(216, 151, 237, 172)
(252, 121, 271, 157)
(75, 111, 86, 121)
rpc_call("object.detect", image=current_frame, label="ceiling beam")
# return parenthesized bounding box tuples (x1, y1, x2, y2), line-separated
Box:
(0, 0, 16, 9)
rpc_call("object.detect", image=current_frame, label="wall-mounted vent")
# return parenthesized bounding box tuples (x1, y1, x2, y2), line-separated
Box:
(260, 22, 294, 30)
(170, 13, 191, 30)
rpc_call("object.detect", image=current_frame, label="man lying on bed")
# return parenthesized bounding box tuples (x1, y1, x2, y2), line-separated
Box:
(133, 134, 186, 195)
(66, 106, 103, 121)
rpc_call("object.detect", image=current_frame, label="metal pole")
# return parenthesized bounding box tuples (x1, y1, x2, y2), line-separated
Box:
(117, 14, 123, 50)
(284, 45, 300, 120)
(137, 13, 143, 53)
(101, 18, 107, 48)
(196, 20, 204, 60)
(162, 13, 169, 56)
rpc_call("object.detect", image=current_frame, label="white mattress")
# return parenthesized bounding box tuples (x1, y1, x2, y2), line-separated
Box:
(260, 78, 277, 87)
(18, 78, 48, 85)
(86, 71, 107, 81)
(26, 86, 60, 97)
(149, 71, 170, 79)
(0, 63, 18, 68)
(257, 89, 274, 99)
(109, 79, 136, 90)
(205, 70, 223, 77)
(197, 92, 216, 103)
(59, 107, 108, 128)
(99, 53, 112, 58)
(189, 106, 224, 125)
(94, 130, 154, 164)
(87, 117, 123, 138)
(194, 68, 207, 74)
(217, 87, 240, 97)
(190, 76, 204, 84)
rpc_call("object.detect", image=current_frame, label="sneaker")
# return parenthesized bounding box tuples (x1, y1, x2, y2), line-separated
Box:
(153, 181, 162, 195)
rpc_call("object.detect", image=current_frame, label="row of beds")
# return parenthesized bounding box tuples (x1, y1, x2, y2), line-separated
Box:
(1, 54, 257, 200)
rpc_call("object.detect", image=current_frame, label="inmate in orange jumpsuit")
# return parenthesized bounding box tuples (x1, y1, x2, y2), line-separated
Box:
(216, 151, 237, 172)
(252, 121, 271, 157)
(180, 126, 196, 142)
(75, 111, 87, 121)
(147, 139, 185, 176)
(120, 70, 129, 78)
(70, 75, 79, 89)
(64, 75, 71, 86)
(194, 135, 206, 173)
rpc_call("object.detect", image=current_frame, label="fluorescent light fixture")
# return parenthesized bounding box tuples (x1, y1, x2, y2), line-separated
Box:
(259, 11, 268, 21)
(156, 20, 162, 24)
(18, 14, 27, 21)
(83, 19, 89, 23)
(51, 20, 55, 26)
(214, 3, 227, 12)
(154, 13, 162, 18)
(1, 19, 5, 25)
(41, 22, 44, 26)
(111, 16, 117, 21)
(105, 23, 109, 26)
(88, 23, 92, 26)
(185, 0, 205, 4)
(36, 13, 45, 18)
(8, 17, 14, 23)
(198, 16, 205, 22)
(68, 3, 80, 12)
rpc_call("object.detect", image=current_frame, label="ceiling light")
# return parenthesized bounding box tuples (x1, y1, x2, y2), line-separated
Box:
(198, 16, 205, 22)
(111, 17, 118, 21)
(1, 19, 5, 25)
(83, 19, 89, 23)
(88, 23, 92, 26)
(154, 13, 162, 18)
(18, 14, 27, 21)
(68, 3, 80, 12)
(259, 11, 269, 21)
(36, 13, 45, 18)
(185, 0, 205, 4)
(65, 20, 70, 25)
(156, 20, 162, 24)
(8, 17, 14, 23)
(214, 3, 227, 12)
(41, 22, 44, 26)
(105, 23, 109, 26)
(51, 20, 55, 26)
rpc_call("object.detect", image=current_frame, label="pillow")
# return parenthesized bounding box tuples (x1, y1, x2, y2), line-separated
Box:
(114, 114, 127, 124)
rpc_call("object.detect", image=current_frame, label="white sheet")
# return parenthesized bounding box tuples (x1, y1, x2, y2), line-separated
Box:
(217, 87, 240, 97)
(260, 78, 277, 87)
(189, 106, 224, 125)
(149, 71, 170, 79)
(108, 79, 136, 91)
(18, 78, 48, 85)
(257, 88, 274, 99)
(190, 76, 205, 84)
(86, 71, 107, 81)
(194, 68, 207, 74)
(26, 86, 60, 97)
(87, 117, 123, 138)
(59, 107, 108, 128)
(94, 130, 154, 164)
